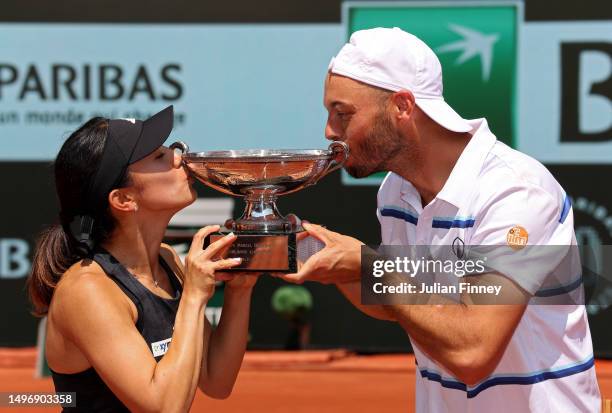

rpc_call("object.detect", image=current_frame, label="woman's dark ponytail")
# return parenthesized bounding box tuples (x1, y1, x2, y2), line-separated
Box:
(27, 117, 129, 316)
(28, 224, 77, 316)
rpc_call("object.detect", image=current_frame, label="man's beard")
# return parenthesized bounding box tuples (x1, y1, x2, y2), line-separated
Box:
(345, 110, 403, 179)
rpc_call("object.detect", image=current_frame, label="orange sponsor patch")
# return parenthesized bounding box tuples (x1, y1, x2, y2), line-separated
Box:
(507, 225, 528, 250)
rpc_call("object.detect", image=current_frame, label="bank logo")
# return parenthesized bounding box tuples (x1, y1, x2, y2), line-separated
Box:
(0, 238, 30, 279)
(437, 24, 500, 82)
(561, 42, 612, 144)
(342, 2, 520, 185)
(518, 21, 612, 163)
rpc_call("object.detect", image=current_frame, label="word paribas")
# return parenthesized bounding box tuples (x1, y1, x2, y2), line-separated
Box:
(0, 63, 183, 101)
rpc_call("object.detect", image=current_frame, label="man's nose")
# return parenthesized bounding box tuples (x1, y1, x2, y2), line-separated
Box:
(325, 120, 339, 141)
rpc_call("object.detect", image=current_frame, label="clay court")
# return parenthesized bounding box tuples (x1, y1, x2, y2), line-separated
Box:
(1, 348, 611, 412)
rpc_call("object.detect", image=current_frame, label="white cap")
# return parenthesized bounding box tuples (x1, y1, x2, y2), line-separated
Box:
(328, 27, 471, 133)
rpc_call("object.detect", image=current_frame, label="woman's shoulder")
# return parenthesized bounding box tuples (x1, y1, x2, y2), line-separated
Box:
(51, 259, 134, 320)
(160, 243, 185, 281)
(59, 258, 109, 289)
(47, 258, 138, 353)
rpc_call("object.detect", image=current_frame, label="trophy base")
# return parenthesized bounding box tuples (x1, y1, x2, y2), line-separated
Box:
(205, 230, 298, 273)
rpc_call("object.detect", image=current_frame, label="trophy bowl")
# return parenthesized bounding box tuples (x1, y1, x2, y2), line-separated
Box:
(171, 141, 349, 272)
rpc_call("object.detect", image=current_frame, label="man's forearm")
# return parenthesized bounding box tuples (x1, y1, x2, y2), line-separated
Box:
(387, 303, 524, 385)
(336, 281, 396, 321)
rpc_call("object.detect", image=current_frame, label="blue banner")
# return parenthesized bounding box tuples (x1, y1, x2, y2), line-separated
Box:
(0, 24, 343, 159)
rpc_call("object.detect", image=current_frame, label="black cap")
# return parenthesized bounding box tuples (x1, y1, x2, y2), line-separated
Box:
(69, 105, 174, 253)
(86, 105, 174, 209)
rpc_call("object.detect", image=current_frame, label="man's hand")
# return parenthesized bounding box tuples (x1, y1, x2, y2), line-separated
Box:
(277, 222, 364, 284)
(222, 272, 261, 291)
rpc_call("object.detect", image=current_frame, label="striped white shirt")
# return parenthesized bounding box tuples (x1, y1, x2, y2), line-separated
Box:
(377, 118, 600, 412)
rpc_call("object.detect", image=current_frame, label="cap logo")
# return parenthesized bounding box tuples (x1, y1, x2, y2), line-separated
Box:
(119, 118, 136, 124)
(507, 225, 528, 250)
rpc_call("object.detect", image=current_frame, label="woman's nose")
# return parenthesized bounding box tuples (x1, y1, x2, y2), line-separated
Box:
(169, 141, 189, 169)
(172, 148, 183, 168)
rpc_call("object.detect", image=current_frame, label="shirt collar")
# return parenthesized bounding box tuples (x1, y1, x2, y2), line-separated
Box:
(399, 177, 423, 214)
(397, 118, 497, 210)
(435, 118, 497, 207)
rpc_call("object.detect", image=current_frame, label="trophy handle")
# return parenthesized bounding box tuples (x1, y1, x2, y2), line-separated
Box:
(323, 141, 350, 176)
(303, 141, 349, 188)
(170, 141, 190, 154)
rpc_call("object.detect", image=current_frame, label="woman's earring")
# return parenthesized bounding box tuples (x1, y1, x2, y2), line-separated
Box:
(134, 205, 138, 212)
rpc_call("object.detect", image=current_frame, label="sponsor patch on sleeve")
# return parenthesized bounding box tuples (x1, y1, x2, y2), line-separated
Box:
(507, 225, 528, 250)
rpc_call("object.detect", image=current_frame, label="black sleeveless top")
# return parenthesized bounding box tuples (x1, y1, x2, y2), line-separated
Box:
(51, 249, 183, 412)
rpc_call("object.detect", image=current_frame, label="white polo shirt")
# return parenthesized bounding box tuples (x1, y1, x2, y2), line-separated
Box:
(376, 119, 600, 412)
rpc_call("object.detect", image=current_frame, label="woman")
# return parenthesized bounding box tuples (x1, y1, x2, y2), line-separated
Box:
(27, 106, 256, 412)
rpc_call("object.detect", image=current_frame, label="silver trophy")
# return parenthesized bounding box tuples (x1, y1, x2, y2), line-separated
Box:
(171, 141, 349, 272)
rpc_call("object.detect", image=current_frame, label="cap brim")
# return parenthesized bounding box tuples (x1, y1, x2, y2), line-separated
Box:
(415, 98, 472, 133)
(130, 105, 174, 163)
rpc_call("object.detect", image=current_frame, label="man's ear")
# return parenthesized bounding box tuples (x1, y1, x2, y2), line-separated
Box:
(391, 90, 416, 120)
(108, 188, 137, 213)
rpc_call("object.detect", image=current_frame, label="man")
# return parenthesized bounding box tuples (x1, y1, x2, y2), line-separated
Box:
(279, 27, 600, 411)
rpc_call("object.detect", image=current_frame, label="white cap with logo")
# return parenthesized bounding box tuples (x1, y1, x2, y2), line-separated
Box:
(328, 27, 472, 133)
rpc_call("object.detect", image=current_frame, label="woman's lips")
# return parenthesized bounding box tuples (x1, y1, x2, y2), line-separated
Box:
(184, 165, 195, 184)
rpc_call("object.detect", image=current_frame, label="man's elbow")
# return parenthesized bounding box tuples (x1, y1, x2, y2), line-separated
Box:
(362, 305, 396, 321)
(450, 349, 501, 386)
(366, 310, 396, 322)
(200, 383, 234, 400)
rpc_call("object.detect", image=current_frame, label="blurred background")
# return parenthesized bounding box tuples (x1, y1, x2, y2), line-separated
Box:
(0, 0, 610, 410)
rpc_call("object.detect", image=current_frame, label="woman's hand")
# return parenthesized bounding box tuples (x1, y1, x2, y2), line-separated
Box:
(183, 225, 242, 303)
